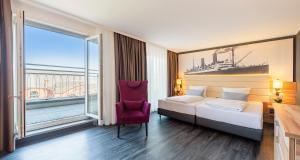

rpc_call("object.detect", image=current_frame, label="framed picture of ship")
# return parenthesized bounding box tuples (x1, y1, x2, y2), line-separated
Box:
(179, 38, 294, 81)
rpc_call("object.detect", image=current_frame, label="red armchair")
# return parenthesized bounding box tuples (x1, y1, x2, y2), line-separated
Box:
(116, 80, 151, 138)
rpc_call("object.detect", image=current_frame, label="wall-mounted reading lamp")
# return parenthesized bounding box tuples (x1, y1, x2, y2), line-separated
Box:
(273, 79, 283, 103)
(175, 79, 183, 96)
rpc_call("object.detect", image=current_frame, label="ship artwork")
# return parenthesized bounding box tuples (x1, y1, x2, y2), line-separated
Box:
(184, 47, 269, 75)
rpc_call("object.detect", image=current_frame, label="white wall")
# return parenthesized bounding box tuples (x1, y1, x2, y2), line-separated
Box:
(12, 0, 97, 36)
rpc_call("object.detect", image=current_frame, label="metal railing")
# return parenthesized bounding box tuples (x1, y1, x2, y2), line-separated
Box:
(25, 63, 98, 101)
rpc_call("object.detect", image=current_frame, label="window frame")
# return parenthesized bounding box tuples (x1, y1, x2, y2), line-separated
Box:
(22, 19, 92, 135)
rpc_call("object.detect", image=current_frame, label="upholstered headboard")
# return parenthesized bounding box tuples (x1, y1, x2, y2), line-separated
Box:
(183, 74, 296, 104)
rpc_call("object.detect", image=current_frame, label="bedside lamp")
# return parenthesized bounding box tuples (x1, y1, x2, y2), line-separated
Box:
(174, 78, 183, 96)
(273, 79, 283, 96)
(176, 79, 182, 86)
(273, 79, 283, 103)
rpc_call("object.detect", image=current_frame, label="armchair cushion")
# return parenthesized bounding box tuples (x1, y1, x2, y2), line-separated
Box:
(123, 100, 144, 111)
(121, 111, 147, 123)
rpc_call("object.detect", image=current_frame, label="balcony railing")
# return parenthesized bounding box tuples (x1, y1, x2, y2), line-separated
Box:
(25, 63, 98, 128)
(25, 63, 98, 101)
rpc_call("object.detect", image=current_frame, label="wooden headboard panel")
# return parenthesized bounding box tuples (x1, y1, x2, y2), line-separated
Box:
(183, 74, 271, 102)
(183, 74, 297, 104)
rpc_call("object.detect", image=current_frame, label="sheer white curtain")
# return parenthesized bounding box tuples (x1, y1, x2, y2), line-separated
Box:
(146, 43, 168, 111)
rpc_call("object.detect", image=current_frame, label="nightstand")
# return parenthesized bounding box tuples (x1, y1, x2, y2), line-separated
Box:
(263, 102, 274, 124)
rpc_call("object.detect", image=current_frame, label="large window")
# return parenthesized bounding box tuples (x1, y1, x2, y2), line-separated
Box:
(24, 22, 87, 133)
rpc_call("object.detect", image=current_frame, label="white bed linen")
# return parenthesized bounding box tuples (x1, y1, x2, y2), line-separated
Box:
(196, 98, 263, 129)
(165, 95, 204, 103)
(158, 99, 203, 115)
(205, 98, 247, 112)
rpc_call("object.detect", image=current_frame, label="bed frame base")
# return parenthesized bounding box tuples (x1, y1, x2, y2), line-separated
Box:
(157, 108, 262, 141)
(157, 108, 196, 124)
(196, 117, 262, 141)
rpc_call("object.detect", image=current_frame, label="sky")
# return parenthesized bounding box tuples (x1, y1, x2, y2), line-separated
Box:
(25, 25, 85, 68)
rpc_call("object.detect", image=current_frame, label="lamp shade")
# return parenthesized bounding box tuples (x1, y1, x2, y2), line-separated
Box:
(273, 79, 283, 89)
(176, 79, 182, 85)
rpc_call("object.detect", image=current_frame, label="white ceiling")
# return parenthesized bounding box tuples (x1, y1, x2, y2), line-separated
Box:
(26, 0, 300, 52)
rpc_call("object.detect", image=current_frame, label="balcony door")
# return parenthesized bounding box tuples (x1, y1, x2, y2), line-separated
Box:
(22, 20, 90, 135)
(85, 35, 102, 123)
(13, 13, 104, 137)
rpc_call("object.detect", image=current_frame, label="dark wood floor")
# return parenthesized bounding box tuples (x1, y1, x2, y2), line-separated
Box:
(2, 113, 273, 160)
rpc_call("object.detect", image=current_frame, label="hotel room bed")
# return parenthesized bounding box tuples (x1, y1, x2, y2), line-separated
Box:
(158, 98, 203, 124)
(195, 98, 263, 141)
(158, 86, 207, 124)
(158, 97, 263, 141)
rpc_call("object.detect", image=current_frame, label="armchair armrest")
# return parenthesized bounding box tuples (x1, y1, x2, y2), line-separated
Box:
(142, 101, 151, 120)
(116, 102, 125, 124)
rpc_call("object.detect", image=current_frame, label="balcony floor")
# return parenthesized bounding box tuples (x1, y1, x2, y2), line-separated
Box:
(26, 103, 85, 125)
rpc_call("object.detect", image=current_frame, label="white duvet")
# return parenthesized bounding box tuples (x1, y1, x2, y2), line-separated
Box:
(166, 95, 204, 103)
(205, 98, 247, 112)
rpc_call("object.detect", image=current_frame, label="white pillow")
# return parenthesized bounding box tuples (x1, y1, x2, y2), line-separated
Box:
(222, 87, 250, 94)
(188, 86, 207, 97)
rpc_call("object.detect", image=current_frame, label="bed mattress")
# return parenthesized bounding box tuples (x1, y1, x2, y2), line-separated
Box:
(158, 99, 203, 115)
(196, 98, 263, 129)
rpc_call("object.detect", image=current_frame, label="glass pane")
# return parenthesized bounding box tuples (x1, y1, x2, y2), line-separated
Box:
(12, 14, 19, 136)
(24, 24, 85, 129)
(87, 38, 100, 116)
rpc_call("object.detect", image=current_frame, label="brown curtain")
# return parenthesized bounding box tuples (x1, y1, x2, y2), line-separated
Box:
(0, 0, 15, 153)
(114, 33, 147, 100)
(167, 50, 178, 96)
(296, 30, 300, 105)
